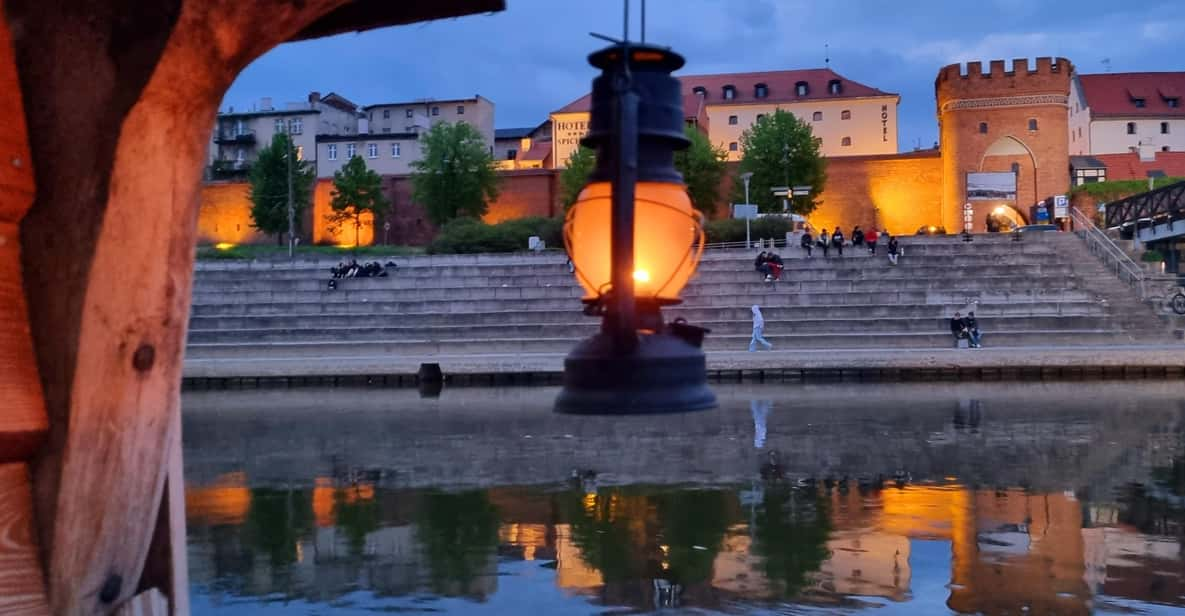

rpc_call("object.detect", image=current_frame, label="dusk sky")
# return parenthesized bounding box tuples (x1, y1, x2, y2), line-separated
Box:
(223, 0, 1185, 151)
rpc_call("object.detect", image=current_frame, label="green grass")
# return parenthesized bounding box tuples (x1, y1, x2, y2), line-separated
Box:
(196, 244, 425, 260)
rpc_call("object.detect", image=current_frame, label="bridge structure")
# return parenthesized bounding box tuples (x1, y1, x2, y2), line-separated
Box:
(1105, 180, 1185, 273)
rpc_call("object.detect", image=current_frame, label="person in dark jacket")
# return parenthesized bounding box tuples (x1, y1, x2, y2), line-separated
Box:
(851, 226, 865, 248)
(831, 228, 845, 257)
(950, 311, 969, 344)
(754, 251, 772, 279)
(964, 311, 983, 348)
(887, 236, 900, 265)
(817, 228, 830, 257)
(800, 231, 814, 257)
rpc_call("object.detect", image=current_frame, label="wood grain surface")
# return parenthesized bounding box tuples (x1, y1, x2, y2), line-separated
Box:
(0, 463, 49, 615)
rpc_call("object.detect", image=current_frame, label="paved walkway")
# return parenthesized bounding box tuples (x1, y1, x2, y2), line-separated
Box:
(182, 344, 1185, 378)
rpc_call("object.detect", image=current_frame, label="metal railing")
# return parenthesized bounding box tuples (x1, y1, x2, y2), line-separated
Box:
(1070, 206, 1147, 299)
(1104, 179, 1185, 228)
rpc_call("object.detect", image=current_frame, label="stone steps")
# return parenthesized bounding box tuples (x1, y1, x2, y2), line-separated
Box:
(183, 329, 1143, 357)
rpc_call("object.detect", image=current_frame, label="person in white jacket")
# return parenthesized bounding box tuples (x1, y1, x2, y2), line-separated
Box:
(749, 305, 773, 351)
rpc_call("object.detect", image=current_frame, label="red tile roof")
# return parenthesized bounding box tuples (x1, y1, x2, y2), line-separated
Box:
(553, 68, 896, 115)
(1092, 151, 1185, 181)
(1079, 72, 1185, 118)
(519, 139, 552, 162)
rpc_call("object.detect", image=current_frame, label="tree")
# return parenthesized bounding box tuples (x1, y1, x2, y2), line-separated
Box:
(327, 155, 388, 248)
(674, 125, 728, 216)
(411, 121, 500, 225)
(248, 132, 315, 244)
(559, 145, 596, 212)
(732, 109, 827, 214)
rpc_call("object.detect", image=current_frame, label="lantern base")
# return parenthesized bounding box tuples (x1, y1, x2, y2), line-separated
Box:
(555, 331, 716, 415)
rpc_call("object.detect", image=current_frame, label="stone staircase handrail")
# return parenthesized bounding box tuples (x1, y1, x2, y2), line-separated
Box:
(1071, 206, 1147, 300)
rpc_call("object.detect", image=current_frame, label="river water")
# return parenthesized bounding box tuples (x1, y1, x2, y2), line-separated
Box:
(183, 382, 1185, 614)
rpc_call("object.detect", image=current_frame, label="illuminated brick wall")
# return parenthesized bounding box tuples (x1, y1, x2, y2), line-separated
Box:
(196, 182, 267, 245)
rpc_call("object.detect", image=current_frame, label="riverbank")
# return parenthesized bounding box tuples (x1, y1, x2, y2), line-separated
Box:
(182, 344, 1185, 388)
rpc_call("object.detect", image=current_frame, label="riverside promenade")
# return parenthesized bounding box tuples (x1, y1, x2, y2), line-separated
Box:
(184, 233, 1185, 385)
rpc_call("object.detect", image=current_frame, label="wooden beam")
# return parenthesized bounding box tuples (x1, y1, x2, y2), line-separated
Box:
(0, 0, 47, 467)
(0, 463, 50, 615)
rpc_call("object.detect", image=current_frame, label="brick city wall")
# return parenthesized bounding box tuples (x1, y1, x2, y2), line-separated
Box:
(199, 169, 560, 247)
(813, 151, 943, 235)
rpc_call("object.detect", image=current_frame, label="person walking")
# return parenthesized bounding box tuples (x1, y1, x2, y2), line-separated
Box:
(749, 305, 773, 351)
(851, 226, 865, 248)
(800, 230, 814, 257)
(865, 227, 879, 255)
(887, 235, 900, 265)
(832, 228, 845, 257)
(817, 228, 830, 257)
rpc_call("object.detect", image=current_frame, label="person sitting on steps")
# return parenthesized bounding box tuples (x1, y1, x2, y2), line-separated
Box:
(800, 230, 814, 257)
(754, 251, 772, 279)
(766, 252, 784, 282)
(964, 311, 983, 348)
(851, 225, 864, 249)
(950, 311, 970, 346)
(817, 228, 830, 257)
(887, 236, 900, 265)
(865, 227, 879, 255)
(831, 228, 845, 257)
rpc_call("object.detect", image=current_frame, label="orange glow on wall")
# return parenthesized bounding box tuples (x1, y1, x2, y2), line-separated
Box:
(185, 471, 250, 526)
(197, 183, 267, 245)
(312, 179, 376, 246)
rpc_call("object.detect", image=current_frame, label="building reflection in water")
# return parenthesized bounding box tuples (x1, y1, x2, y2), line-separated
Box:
(186, 474, 1185, 613)
(182, 382, 1185, 612)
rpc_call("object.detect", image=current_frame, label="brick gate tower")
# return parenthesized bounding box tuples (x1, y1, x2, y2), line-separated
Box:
(936, 58, 1072, 232)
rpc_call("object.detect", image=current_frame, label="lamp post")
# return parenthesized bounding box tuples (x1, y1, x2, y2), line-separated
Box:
(740, 171, 753, 249)
(556, 42, 716, 415)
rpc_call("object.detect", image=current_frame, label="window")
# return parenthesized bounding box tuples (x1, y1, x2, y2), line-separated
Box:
(346, 143, 356, 158)
(841, 110, 851, 120)
(1133, 98, 1146, 108)
(274, 119, 285, 133)
(754, 83, 768, 99)
(1011, 162, 1020, 174)
(1168, 98, 1180, 108)
(295, 145, 304, 161)
(391, 143, 401, 158)
(728, 142, 738, 151)
(723, 85, 735, 100)
(234, 120, 245, 135)
(381, 127, 390, 133)
(507, 149, 517, 160)
(1164, 146, 1172, 152)
(289, 118, 303, 134)
(235, 148, 244, 162)
(841, 136, 852, 147)
(795, 81, 808, 96)
(367, 143, 377, 158)
(979, 122, 988, 134)
(456, 105, 465, 115)
(1028, 118, 1038, 131)
(383, 109, 390, 119)
(728, 115, 738, 125)
(828, 79, 842, 95)
(327, 144, 337, 160)
(812, 111, 823, 121)
(1078, 127, 1083, 138)
(692, 86, 706, 97)
(1127, 122, 1137, 135)
(405, 109, 413, 118)
(431, 106, 440, 116)
(1162, 122, 1170, 134)
(756, 114, 765, 121)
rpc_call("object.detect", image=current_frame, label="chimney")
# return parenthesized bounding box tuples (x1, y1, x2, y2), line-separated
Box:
(308, 91, 321, 104)
(260, 97, 273, 111)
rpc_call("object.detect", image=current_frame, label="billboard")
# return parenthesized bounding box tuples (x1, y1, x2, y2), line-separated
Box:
(966, 172, 1017, 201)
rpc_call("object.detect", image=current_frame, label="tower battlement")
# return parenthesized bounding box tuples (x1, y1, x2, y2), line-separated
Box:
(936, 57, 1073, 100)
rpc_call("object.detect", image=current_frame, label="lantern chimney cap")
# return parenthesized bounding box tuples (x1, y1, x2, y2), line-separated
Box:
(588, 43, 684, 73)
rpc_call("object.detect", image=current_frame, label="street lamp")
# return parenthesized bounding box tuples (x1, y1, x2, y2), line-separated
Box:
(740, 171, 754, 249)
(556, 42, 716, 415)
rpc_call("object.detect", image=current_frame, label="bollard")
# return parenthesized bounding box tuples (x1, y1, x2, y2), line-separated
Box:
(418, 363, 443, 398)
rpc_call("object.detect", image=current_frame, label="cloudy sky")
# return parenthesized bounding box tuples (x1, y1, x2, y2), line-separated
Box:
(223, 0, 1185, 151)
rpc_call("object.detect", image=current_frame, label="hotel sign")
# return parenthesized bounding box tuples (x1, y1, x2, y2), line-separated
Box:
(881, 105, 889, 142)
(552, 114, 591, 168)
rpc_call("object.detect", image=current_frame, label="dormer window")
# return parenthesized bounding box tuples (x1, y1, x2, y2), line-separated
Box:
(828, 79, 842, 95)
(1168, 98, 1180, 108)
(754, 83, 768, 99)
(1133, 98, 1146, 108)
(795, 81, 809, 97)
(692, 86, 706, 98)
(722, 85, 736, 100)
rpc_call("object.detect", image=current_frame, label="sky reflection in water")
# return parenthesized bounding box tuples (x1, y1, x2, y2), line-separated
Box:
(183, 382, 1185, 614)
